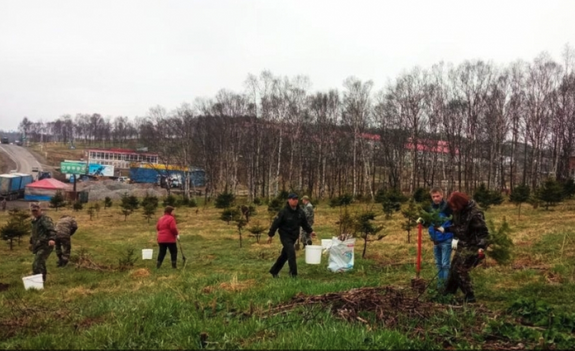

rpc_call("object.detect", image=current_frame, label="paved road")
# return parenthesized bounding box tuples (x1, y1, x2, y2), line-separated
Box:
(0, 144, 42, 175)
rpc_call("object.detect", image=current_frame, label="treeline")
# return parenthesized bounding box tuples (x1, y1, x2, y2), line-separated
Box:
(17, 47, 575, 200)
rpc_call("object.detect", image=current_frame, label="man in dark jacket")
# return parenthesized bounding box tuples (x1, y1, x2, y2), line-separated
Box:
(267, 193, 315, 278)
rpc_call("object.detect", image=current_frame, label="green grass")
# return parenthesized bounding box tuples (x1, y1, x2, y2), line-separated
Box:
(0, 199, 574, 349)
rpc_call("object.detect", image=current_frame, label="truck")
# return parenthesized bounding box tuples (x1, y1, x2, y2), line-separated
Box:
(0, 173, 34, 200)
(1, 137, 9, 144)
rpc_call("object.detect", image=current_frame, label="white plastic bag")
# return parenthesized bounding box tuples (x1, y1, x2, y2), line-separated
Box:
(327, 236, 356, 272)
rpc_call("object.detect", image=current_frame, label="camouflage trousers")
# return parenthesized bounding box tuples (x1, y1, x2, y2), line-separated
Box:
(55, 235, 71, 265)
(33, 246, 54, 281)
(444, 248, 483, 296)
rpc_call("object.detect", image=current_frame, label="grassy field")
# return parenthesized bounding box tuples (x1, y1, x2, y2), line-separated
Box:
(0, 197, 574, 350)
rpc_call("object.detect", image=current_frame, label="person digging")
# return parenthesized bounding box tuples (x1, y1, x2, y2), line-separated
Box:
(55, 215, 78, 267)
(443, 191, 489, 304)
(267, 193, 316, 278)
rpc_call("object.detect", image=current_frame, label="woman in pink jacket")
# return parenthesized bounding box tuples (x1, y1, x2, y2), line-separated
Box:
(156, 206, 180, 269)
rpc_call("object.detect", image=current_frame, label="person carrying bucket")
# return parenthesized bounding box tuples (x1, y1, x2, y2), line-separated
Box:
(267, 193, 316, 278)
(29, 203, 56, 283)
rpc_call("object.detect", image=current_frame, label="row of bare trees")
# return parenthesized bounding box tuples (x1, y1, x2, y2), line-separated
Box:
(18, 48, 575, 200)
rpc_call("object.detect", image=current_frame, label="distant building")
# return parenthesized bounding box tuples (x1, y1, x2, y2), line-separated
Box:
(86, 148, 159, 170)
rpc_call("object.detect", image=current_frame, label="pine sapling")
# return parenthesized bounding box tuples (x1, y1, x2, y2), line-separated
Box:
(104, 196, 113, 209)
(0, 209, 31, 250)
(247, 220, 266, 243)
(50, 191, 66, 211)
(354, 211, 386, 259)
(419, 208, 452, 228)
(486, 217, 513, 265)
(142, 203, 156, 223)
(401, 198, 420, 243)
(236, 218, 247, 248)
(87, 207, 95, 220)
(509, 184, 530, 220)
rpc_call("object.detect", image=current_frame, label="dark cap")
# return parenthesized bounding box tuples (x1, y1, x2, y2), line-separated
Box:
(287, 193, 298, 199)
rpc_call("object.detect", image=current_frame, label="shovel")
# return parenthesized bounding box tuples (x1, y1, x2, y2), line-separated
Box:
(178, 239, 187, 268)
(411, 222, 426, 292)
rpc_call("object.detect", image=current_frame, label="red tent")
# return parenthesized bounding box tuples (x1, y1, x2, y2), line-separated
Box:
(25, 179, 70, 201)
(26, 178, 69, 189)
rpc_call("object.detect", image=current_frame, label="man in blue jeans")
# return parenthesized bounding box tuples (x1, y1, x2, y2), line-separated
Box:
(424, 187, 453, 290)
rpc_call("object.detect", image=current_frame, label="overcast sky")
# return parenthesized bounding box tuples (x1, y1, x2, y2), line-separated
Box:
(0, 0, 574, 131)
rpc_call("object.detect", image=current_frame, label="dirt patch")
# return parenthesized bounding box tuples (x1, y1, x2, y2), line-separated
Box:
(268, 286, 441, 327)
(74, 316, 106, 331)
(130, 268, 151, 278)
(264, 286, 531, 350)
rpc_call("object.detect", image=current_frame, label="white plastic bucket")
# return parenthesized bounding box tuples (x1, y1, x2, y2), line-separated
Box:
(142, 249, 153, 260)
(321, 239, 332, 250)
(305, 245, 323, 264)
(22, 274, 44, 290)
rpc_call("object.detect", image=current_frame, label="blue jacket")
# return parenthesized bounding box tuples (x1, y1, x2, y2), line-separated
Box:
(428, 200, 453, 244)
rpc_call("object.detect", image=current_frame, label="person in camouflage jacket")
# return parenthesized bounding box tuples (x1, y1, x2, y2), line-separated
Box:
(55, 215, 78, 267)
(300, 196, 315, 247)
(29, 203, 56, 282)
(443, 191, 489, 303)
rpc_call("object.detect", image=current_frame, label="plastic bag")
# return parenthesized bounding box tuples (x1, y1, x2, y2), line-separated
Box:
(327, 236, 356, 272)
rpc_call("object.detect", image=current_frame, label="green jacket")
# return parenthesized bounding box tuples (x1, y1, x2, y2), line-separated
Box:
(30, 214, 56, 253)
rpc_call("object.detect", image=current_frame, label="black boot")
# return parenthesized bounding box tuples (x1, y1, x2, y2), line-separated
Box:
(464, 292, 476, 303)
(171, 261, 177, 269)
(56, 255, 63, 267)
(60, 260, 68, 267)
(156, 261, 162, 269)
(42, 273, 46, 282)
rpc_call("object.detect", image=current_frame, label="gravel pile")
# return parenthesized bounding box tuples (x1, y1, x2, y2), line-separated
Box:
(76, 180, 168, 201)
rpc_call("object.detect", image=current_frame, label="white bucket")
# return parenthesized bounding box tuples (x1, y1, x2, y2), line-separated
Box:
(22, 274, 44, 290)
(321, 239, 332, 250)
(142, 249, 153, 260)
(305, 245, 323, 264)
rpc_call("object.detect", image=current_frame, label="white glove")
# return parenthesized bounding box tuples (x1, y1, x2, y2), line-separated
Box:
(177, 235, 180, 241)
(436, 226, 445, 233)
(416, 217, 423, 224)
(451, 239, 459, 250)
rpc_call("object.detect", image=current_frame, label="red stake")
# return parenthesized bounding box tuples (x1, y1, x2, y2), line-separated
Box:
(416, 222, 422, 278)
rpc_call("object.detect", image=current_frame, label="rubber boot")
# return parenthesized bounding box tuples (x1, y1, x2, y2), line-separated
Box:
(156, 261, 162, 269)
(171, 261, 177, 269)
(60, 259, 68, 267)
(464, 292, 476, 303)
(42, 273, 46, 282)
(56, 254, 63, 267)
